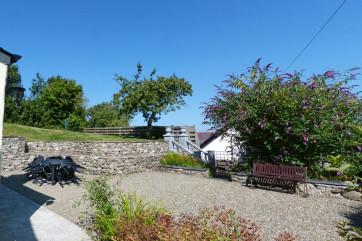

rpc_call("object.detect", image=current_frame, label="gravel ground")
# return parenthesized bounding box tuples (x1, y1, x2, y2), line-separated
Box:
(1, 170, 361, 241)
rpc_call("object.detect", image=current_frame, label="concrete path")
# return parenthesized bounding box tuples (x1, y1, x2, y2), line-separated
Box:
(0, 184, 91, 241)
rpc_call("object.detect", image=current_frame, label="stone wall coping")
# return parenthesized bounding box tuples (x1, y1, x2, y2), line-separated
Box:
(154, 164, 209, 172)
(307, 179, 351, 187)
(3, 136, 165, 144)
(229, 172, 249, 176)
(3, 136, 26, 140)
(26, 140, 165, 144)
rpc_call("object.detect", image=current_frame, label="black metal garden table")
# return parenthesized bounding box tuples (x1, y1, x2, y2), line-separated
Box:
(24, 156, 83, 186)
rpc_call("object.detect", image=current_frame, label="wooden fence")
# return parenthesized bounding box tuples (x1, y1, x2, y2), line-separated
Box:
(83, 125, 199, 145)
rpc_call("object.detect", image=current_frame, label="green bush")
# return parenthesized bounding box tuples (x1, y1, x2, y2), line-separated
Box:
(160, 152, 205, 168)
(79, 175, 167, 241)
(202, 60, 361, 177)
(114, 206, 265, 241)
(337, 221, 362, 240)
(79, 175, 298, 241)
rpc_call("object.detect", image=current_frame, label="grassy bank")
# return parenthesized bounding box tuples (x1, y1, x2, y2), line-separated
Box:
(3, 123, 156, 142)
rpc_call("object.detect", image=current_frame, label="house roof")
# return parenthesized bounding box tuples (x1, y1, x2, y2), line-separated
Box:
(197, 132, 219, 149)
(0, 47, 22, 65)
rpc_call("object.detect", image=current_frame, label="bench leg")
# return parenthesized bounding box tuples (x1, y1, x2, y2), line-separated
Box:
(302, 181, 309, 198)
(250, 177, 256, 189)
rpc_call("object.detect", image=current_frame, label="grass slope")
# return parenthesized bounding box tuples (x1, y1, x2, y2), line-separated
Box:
(3, 123, 154, 142)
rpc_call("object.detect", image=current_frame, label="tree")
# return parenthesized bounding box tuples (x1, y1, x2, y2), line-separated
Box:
(41, 76, 87, 130)
(114, 62, 193, 137)
(87, 102, 129, 127)
(4, 65, 23, 122)
(5, 64, 21, 96)
(202, 60, 361, 177)
(29, 73, 47, 99)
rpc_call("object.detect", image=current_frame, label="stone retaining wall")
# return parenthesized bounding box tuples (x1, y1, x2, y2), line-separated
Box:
(1, 137, 168, 174)
(153, 164, 210, 178)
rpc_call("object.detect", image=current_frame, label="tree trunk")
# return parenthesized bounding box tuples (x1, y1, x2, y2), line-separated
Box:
(147, 112, 156, 139)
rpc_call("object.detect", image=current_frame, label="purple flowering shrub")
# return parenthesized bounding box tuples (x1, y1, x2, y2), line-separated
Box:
(202, 60, 361, 177)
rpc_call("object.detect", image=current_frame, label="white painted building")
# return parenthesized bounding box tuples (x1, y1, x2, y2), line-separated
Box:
(198, 131, 244, 161)
(0, 47, 22, 183)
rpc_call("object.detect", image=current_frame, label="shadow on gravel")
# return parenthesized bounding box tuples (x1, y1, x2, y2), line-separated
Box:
(1, 173, 55, 206)
(0, 174, 55, 241)
(343, 205, 362, 230)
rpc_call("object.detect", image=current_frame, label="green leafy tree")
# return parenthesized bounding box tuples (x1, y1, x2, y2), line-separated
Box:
(4, 65, 22, 122)
(202, 60, 361, 177)
(41, 76, 87, 130)
(5, 64, 21, 96)
(114, 62, 193, 137)
(29, 73, 47, 99)
(87, 102, 129, 127)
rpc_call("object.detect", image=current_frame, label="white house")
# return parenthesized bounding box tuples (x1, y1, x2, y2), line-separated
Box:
(197, 131, 244, 161)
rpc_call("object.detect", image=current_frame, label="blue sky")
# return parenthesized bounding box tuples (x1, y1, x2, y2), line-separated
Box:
(1, 0, 361, 131)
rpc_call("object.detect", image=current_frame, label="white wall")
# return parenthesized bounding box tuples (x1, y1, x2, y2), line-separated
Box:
(201, 133, 245, 161)
(0, 62, 9, 183)
(201, 135, 231, 152)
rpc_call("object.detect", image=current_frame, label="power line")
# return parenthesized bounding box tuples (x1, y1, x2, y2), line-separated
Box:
(284, 0, 347, 72)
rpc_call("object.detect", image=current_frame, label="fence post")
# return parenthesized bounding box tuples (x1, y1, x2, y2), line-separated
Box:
(193, 151, 201, 160)
(208, 151, 216, 175)
(178, 128, 188, 150)
(163, 127, 175, 151)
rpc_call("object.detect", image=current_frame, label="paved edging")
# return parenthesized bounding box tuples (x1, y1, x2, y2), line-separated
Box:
(0, 184, 91, 241)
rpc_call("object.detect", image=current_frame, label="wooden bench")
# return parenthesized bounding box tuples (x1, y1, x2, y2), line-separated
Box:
(248, 163, 308, 195)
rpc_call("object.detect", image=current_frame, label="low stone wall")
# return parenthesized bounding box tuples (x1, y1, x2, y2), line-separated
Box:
(153, 164, 210, 178)
(230, 172, 248, 183)
(1, 137, 168, 175)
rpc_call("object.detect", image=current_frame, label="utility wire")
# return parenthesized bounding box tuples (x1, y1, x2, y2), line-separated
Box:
(284, 0, 347, 72)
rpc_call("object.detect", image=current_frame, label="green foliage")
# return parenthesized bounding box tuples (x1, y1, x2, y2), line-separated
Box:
(42, 76, 86, 129)
(230, 161, 253, 173)
(160, 152, 205, 168)
(87, 102, 129, 128)
(324, 124, 361, 185)
(5, 72, 87, 132)
(4, 65, 23, 121)
(5, 64, 21, 96)
(202, 60, 361, 177)
(29, 73, 47, 99)
(79, 175, 297, 241)
(79, 175, 168, 241)
(337, 221, 362, 241)
(114, 206, 266, 241)
(325, 155, 360, 182)
(114, 62, 193, 137)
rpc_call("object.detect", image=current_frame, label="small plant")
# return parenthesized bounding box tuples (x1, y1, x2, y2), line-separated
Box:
(114, 206, 263, 241)
(78, 175, 168, 240)
(160, 152, 205, 168)
(118, 190, 168, 225)
(337, 221, 362, 240)
(230, 161, 252, 173)
(275, 232, 298, 241)
(79, 175, 300, 240)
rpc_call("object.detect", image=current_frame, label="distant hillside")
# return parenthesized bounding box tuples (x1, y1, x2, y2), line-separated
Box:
(2, 123, 154, 142)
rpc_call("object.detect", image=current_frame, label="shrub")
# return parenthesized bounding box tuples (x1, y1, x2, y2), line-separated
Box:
(114, 206, 262, 241)
(202, 60, 361, 177)
(79, 175, 299, 240)
(337, 221, 362, 240)
(79, 175, 168, 241)
(160, 152, 205, 168)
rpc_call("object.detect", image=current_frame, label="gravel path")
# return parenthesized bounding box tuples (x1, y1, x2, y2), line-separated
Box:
(1, 171, 361, 241)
